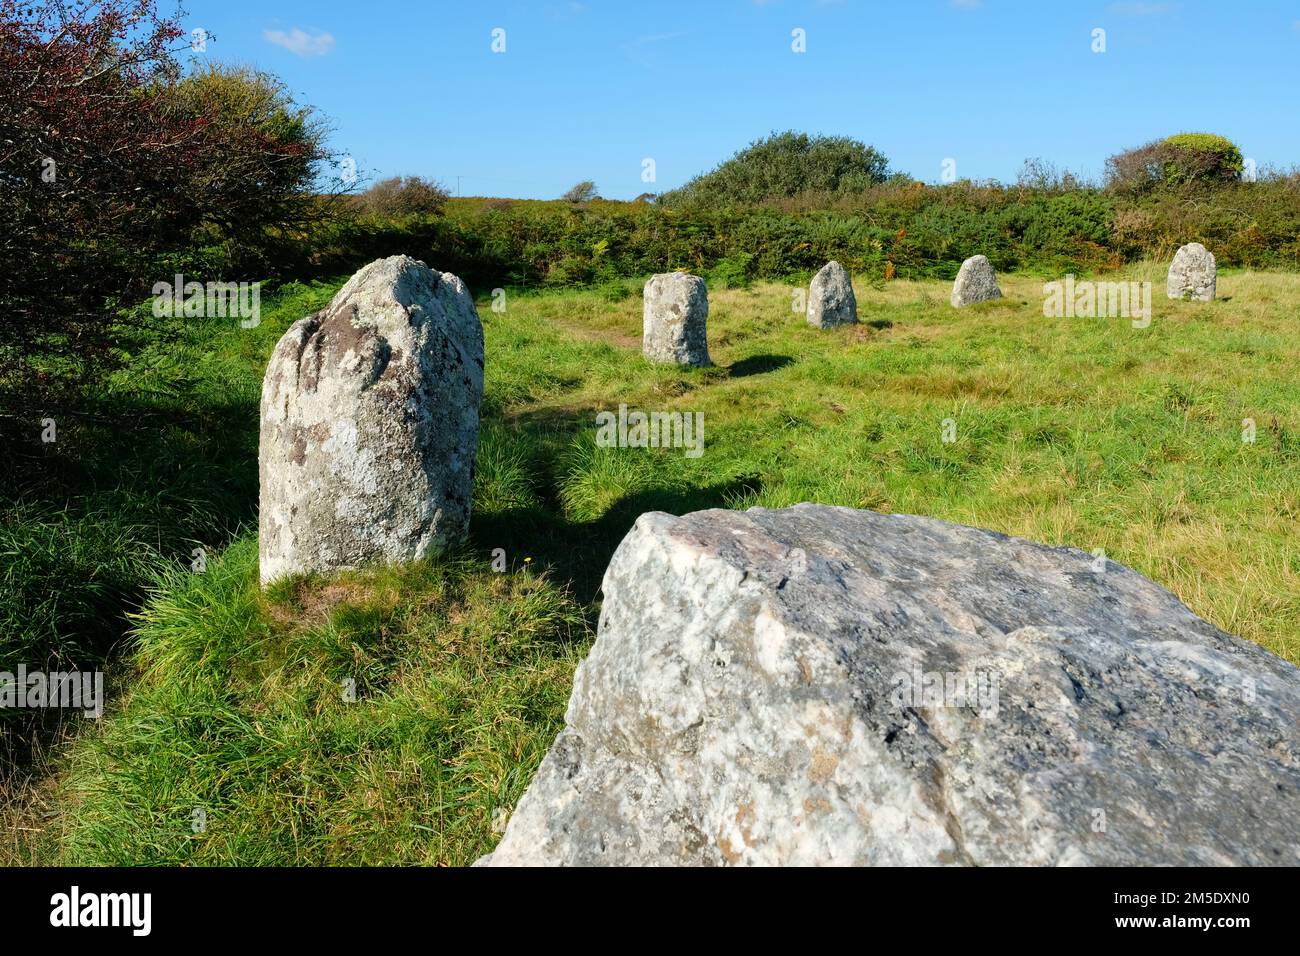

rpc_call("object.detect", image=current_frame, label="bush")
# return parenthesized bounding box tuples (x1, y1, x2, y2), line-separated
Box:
(1162, 133, 1245, 186)
(0, 4, 333, 412)
(1105, 133, 1245, 194)
(658, 131, 891, 208)
(708, 253, 756, 289)
(355, 176, 450, 219)
(561, 181, 599, 203)
(290, 173, 1299, 294)
(165, 63, 333, 246)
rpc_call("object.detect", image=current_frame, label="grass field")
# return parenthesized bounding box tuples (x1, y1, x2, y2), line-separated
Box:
(4, 262, 1298, 864)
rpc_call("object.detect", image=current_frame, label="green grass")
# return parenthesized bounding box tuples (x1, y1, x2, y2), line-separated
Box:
(5, 261, 1299, 864)
(41, 539, 584, 866)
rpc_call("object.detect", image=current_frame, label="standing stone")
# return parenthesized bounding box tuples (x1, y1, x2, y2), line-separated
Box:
(806, 261, 858, 329)
(259, 255, 484, 585)
(643, 272, 710, 367)
(950, 254, 1002, 307)
(1167, 242, 1216, 301)
(481, 504, 1300, 866)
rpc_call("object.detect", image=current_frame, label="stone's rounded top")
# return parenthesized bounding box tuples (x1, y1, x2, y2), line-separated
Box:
(951, 254, 1002, 307)
(483, 503, 1300, 867)
(331, 254, 472, 315)
(646, 271, 706, 289)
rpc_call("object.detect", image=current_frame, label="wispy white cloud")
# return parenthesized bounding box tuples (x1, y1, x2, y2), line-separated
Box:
(263, 27, 335, 57)
(622, 30, 687, 70)
(632, 32, 686, 45)
(1107, 2, 1178, 15)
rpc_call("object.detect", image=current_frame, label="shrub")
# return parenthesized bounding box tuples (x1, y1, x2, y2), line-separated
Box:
(1161, 133, 1245, 187)
(355, 175, 450, 219)
(0, 3, 333, 411)
(561, 180, 599, 203)
(658, 131, 891, 208)
(708, 253, 755, 290)
(1105, 133, 1244, 193)
(165, 63, 333, 244)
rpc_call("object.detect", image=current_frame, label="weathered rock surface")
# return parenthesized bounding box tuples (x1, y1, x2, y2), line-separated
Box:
(482, 505, 1300, 866)
(1167, 242, 1217, 301)
(950, 254, 1002, 307)
(643, 272, 710, 366)
(806, 261, 858, 329)
(259, 255, 484, 585)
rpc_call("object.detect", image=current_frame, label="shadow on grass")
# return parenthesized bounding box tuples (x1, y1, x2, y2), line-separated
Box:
(728, 354, 793, 378)
(0, 388, 259, 776)
(471, 473, 763, 611)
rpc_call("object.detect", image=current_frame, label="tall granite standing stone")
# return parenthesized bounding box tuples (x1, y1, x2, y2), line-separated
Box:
(481, 504, 1300, 866)
(643, 272, 710, 367)
(950, 254, 1002, 307)
(258, 255, 484, 585)
(806, 261, 858, 329)
(1167, 242, 1216, 301)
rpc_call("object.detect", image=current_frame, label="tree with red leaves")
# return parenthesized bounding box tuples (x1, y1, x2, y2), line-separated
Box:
(0, 0, 332, 414)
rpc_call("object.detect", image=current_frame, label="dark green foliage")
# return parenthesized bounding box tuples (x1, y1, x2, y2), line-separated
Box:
(1106, 133, 1246, 194)
(658, 131, 891, 208)
(289, 172, 1298, 293)
(354, 176, 450, 220)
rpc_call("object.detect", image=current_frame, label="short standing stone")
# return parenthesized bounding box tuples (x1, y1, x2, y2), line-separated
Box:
(1167, 242, 1216, 301)
(258, 255, 484, 585)
(806, 261, 858, 329)
(950, 255, 1002, 307)
(643, 272, 710, 367)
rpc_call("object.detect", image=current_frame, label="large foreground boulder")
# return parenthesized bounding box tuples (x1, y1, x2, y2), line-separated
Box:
(950, 254, 1002, 307)
(806, 261, 858, 329)
(643, 272, 710, 366)
(1167, 242, 1216, 301)
(483, 505, 1300, 866)
(259, 255, 484, 585)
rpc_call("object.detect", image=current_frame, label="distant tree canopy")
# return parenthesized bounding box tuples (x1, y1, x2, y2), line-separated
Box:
(164, 63, 332, 242)
(356, 175, 450, 219)
(1105, 133, 1245, 194)
(561, 180, 599, 203)
(657, 131, 892, 208)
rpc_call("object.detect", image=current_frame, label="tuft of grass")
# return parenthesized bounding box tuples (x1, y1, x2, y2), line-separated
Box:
(44, 536, 588, 866)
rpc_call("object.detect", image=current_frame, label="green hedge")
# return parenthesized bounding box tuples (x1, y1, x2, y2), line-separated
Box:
(249, 178, 1297, 293)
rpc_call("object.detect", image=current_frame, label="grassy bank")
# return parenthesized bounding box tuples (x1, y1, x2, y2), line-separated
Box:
(5, 263, 1298, 863)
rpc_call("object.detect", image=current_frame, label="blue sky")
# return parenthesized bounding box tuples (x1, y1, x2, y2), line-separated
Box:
(181, 0, 1300, 198)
